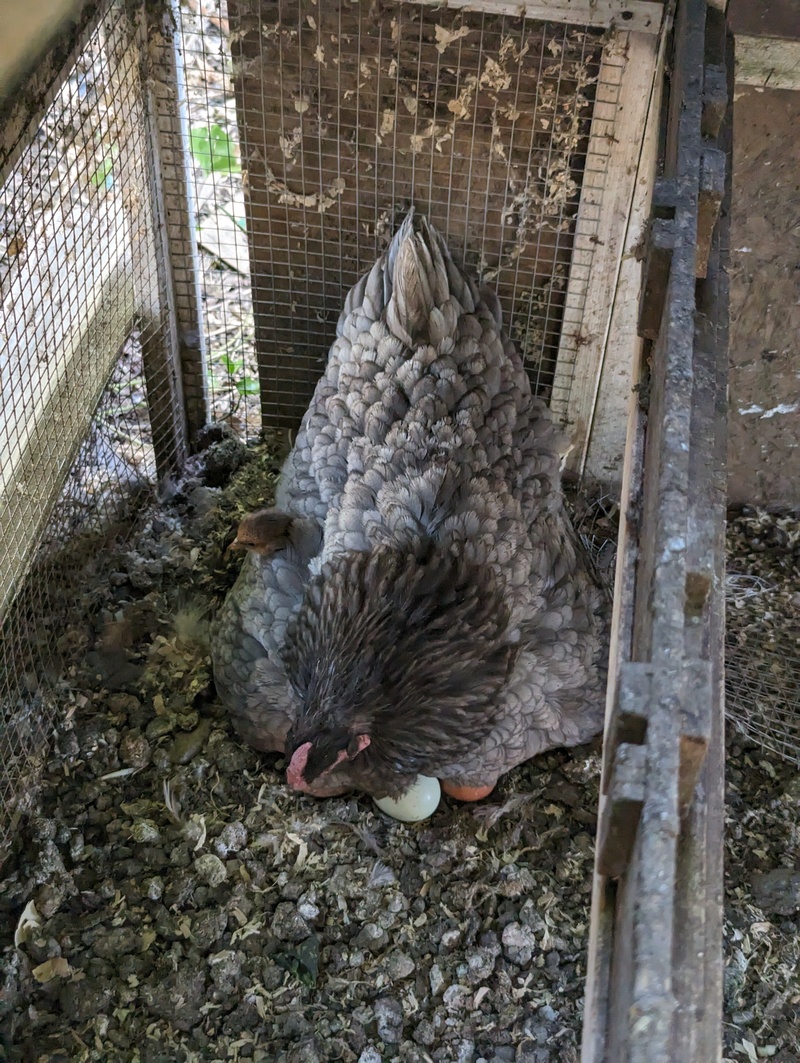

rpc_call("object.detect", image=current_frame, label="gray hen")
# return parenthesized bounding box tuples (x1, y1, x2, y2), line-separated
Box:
(212, 210, 607, 800)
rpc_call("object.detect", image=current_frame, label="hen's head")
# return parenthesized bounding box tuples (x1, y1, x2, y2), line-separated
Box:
(282, 543, 516, 800)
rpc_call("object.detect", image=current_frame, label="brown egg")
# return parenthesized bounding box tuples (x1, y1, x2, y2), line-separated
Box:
(441, 780, 496, 802)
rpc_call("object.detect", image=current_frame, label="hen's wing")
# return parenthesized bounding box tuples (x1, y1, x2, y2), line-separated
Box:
(211, 521, 321, 752)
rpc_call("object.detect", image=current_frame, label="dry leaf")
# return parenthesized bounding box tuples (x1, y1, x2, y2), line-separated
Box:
(32, 957, 72, 984)
(14, 900, 43, 947)
(434, 24, 472, 54)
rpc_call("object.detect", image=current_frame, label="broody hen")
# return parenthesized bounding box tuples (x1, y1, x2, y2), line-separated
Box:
(212, 210, 607, 801)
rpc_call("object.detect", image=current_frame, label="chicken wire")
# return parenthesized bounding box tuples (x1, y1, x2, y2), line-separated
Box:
(176, 0, 618, 428)
(0, 1, 196, 856)
(725, 557, 800, 765)
(573, 500, 800, 770)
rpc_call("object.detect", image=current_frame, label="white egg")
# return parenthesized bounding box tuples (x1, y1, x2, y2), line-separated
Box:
(373, 775, 441, 823)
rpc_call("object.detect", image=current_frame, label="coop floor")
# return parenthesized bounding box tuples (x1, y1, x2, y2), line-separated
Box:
(0, 447, 797, 1062)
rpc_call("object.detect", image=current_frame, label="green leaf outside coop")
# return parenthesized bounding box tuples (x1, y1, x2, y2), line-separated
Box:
(91, 157, 114, 189)
(190, 124, 241, 176)
(235, 377, 260, 396)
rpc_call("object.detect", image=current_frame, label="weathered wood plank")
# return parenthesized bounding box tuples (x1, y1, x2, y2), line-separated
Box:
(140, 0, 208, 447)
(735, 35, 800, 90)
(581, 255, 648, 1062)
(583, 0, 728, 1059)
(672, 21, 730, 1055)
(551, 31, 660, 480)
(127, 0, 199, 477)
(409, 0, 664, 34)
(582, 21, 667, 485)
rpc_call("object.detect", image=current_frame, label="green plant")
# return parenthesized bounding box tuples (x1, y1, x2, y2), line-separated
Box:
(215, 351, 259, 398)
(91, 155, 115, 189)
(190, 124, 241, 177)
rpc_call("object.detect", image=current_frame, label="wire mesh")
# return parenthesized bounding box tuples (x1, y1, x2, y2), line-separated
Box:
(569, 501, 800, 769)
(176, 0, 615, 429)
(0, 2, 186, 857)
(725, 563, 800, 765)
(175, 0, 260, 438)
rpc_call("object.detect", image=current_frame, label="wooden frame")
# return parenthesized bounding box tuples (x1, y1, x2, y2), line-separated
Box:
(0, 0, 206, 618)
(411, 0, 665, 34)
(582, 0, 730, 1059)
(550, 26, 666, 484)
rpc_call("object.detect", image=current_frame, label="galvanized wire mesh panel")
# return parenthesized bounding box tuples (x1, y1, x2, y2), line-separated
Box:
(572, 500, 800, 769)
(725, 508, 800, 765)
(0, 2, 186, 857)
(190, 0, 611, 428)
(175, 0, 260, 438)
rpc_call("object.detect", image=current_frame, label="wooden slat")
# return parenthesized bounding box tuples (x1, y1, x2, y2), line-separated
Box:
(550, 30, 661, 482)
(581, 263, 648, 1062)
(141, 0, 208, 447)
(672, 21, 730, 1057)
(128, 0, 200, 477)
(409, 0, 665, 34)
(582, 20, 667, 485)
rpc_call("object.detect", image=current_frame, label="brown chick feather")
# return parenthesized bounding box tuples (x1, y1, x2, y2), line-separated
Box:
(211, 208, 608, 800)
(230, 509, 295, 556)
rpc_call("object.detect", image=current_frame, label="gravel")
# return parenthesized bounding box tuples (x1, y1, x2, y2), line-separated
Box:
(1, 443, 798, 1062)
(0, 436, 597, 1062)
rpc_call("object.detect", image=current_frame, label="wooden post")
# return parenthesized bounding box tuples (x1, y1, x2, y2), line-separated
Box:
(581, 0, 730, 1058)
(137, 0, 208, 476)
(550, 27, 664, 486)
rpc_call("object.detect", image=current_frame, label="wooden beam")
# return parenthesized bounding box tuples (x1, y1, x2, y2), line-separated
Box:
(728, 0, 800, 42)
(550, 30, 662, 483)
(140, 0, 208, 448)
(0, 0, 84, 97)
(735, 35, 800, 90)
(408, 0, 665, 34)
(581, 266, 647, 1062)
(582, 0, 729, 1059)
(0, 0, 108, 186)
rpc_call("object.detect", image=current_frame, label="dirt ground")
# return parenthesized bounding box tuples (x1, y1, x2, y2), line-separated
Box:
(727, 85, 800, 509)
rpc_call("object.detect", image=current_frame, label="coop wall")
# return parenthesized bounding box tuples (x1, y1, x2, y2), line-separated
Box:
(0, 0, 206, 856)
(211, 0, 659, 479)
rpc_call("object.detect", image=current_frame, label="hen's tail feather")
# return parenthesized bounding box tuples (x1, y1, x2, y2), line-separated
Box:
(383, 210, 478, 348)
